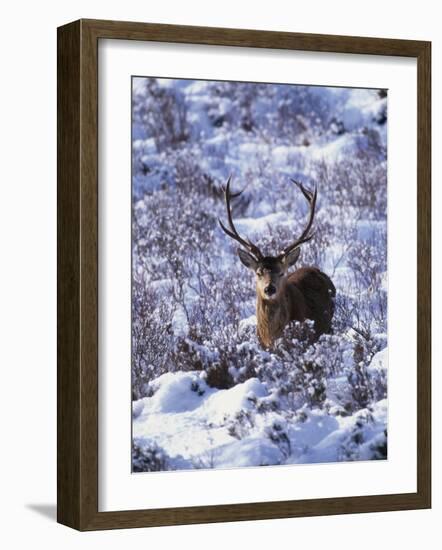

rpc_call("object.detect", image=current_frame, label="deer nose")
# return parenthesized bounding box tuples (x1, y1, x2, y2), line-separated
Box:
(264, 284, 276, 296)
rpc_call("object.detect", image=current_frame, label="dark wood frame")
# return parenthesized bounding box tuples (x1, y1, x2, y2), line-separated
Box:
(57, 18, 431, 531)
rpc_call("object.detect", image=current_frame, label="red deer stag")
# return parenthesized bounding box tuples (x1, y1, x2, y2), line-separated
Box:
(219, 177, 336, 348)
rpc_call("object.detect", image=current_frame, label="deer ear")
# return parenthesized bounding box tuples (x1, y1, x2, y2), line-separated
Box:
(283, 247, 301, 268)
(237, 248, 258, 271)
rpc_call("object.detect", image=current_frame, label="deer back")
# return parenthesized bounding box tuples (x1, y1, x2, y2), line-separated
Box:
(287, 267, 336, 334)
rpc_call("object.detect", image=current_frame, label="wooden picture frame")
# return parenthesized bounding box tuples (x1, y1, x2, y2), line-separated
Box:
(57, 18, 431, 531)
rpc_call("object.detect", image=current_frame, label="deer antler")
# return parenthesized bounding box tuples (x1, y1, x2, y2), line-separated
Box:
(280, 180, 317, 257)
(218, 176, 263, 260)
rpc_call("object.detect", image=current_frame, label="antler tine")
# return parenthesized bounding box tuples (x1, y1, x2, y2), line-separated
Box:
(220, 181, 243, 199)
(218, 176, 263, 260)
(282, 180, 318, 256)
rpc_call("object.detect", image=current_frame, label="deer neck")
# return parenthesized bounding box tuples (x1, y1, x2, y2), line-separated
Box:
(256, 291, 290, 348)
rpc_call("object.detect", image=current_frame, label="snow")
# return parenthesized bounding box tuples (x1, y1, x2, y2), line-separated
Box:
(235, 212, 290, 235)
(291, 400, 387, 464)
(367, 348, 388, 373)
(310, 134, 351, 161)
(239, 314, 257, 335)
(133, 350, 388, 470)
(202, 378, 268, 423)
(141, 372, 213, 414)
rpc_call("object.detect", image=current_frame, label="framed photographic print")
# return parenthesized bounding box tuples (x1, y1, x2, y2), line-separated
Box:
(57, 19, 431, 530)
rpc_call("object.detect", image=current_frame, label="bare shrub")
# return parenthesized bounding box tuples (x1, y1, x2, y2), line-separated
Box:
(133, 78, 188, 151)
(132, 439, 171, 472)
(132, 278, 175, 399)
(314, 155, 387, 219)
(265, 420, 292, 459)
(370, 429, 388, 459)
(227, 410, 256, 439)
(346, 333, 385, 411)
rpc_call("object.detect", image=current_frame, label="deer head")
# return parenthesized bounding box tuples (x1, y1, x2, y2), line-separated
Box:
(219, 177, 317, 302)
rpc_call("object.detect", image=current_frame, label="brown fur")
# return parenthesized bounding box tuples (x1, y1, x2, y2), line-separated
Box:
(256, 266, 336, 348)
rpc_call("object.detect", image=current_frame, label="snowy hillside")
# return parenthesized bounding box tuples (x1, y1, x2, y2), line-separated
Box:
(131, 77, 388, 471)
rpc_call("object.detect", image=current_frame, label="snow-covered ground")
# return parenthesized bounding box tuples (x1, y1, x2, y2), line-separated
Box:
(131, 77, 388, 472)
(133, 347, 387, 470)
